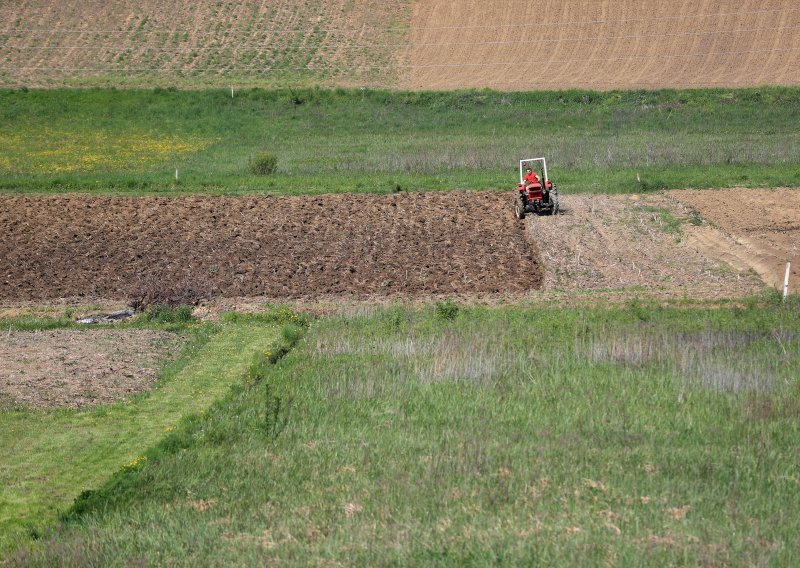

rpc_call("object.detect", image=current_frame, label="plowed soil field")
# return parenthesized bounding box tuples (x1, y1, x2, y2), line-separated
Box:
(2, 190, 785, 308)
(0, 192, 541, 302)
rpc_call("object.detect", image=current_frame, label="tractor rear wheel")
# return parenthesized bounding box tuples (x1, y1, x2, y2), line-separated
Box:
(551, 191, 560, 215)
(515, 196, 526, 219)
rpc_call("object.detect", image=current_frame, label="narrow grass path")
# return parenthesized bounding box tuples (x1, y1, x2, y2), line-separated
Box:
(0, 323, 277, 550)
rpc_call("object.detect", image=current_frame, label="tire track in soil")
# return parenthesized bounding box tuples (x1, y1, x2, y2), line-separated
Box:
(0, 192, 543, 302)
(670, 188, 800, 290)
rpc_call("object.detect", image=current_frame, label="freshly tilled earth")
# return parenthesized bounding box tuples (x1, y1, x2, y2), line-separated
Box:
(0, 192, 542, 301)
(0, 329, 182, 409)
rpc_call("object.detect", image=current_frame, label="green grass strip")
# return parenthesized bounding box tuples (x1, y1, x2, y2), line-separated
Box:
(0, 322, 278, 551)
(2, 87, 800, 195)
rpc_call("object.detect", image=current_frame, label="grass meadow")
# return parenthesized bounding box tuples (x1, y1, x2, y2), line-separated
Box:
(2, 87, 800, 195)
(7, 299, 800, 565)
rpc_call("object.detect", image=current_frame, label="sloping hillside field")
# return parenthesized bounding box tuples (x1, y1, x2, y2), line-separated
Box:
(0, 0, 410, 88)
(403, 0, 800, 90)
(0, 192, 542, 301)
(2, 0, 799, 89)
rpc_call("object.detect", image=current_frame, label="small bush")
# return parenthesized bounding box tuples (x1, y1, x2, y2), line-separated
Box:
(251, 321, 308, 367)
(249, 152, 278, 176)
(382, 305, 408, 330)
(280, 323, 304, 345)
(435, 298, 460, 321)
(141, 305, 195, 324)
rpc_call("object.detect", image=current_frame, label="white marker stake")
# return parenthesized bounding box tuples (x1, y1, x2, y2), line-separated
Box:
(784, 262, 791, 300)
(175, 168, 179, 181)
(231, 86, 234, 98)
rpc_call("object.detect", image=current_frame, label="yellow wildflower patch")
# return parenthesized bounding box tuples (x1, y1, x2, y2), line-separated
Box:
(122, 456, 148, 471)
(0, 129, 215, 173)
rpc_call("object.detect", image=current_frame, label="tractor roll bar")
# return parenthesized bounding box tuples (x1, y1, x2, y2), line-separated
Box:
(519, 157, 548, 185)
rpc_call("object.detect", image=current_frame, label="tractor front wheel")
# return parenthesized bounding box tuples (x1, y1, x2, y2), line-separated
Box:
(515, 196, 526, 219)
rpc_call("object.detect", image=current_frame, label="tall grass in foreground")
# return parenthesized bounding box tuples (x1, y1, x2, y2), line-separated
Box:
(10, 301, 800, 566)
(2, 87, 800, 195)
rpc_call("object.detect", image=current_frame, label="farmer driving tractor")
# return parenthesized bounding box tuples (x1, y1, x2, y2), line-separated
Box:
(524, 165, 550, 201)
(515, 159, 559, 219)
(523, 167, 540, 189)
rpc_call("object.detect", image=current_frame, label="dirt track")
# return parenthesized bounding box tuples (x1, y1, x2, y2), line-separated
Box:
(0, 192, 542, 302)
(671, 188, 800, 290)
(404, 0, 800, 90)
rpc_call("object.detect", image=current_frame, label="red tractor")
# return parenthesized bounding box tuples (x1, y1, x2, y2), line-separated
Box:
(514, 157, 559, 219)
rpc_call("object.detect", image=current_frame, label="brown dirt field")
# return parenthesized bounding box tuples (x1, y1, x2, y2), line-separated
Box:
(404, 0, 800, 90)
(3, 0, 798, 90)
(0, 192, 542, 302)
(1, 190, 781, 312)
(0, 329, 182, 408)
(670, 188, 800, 291)
(529, 193, 763, 299)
